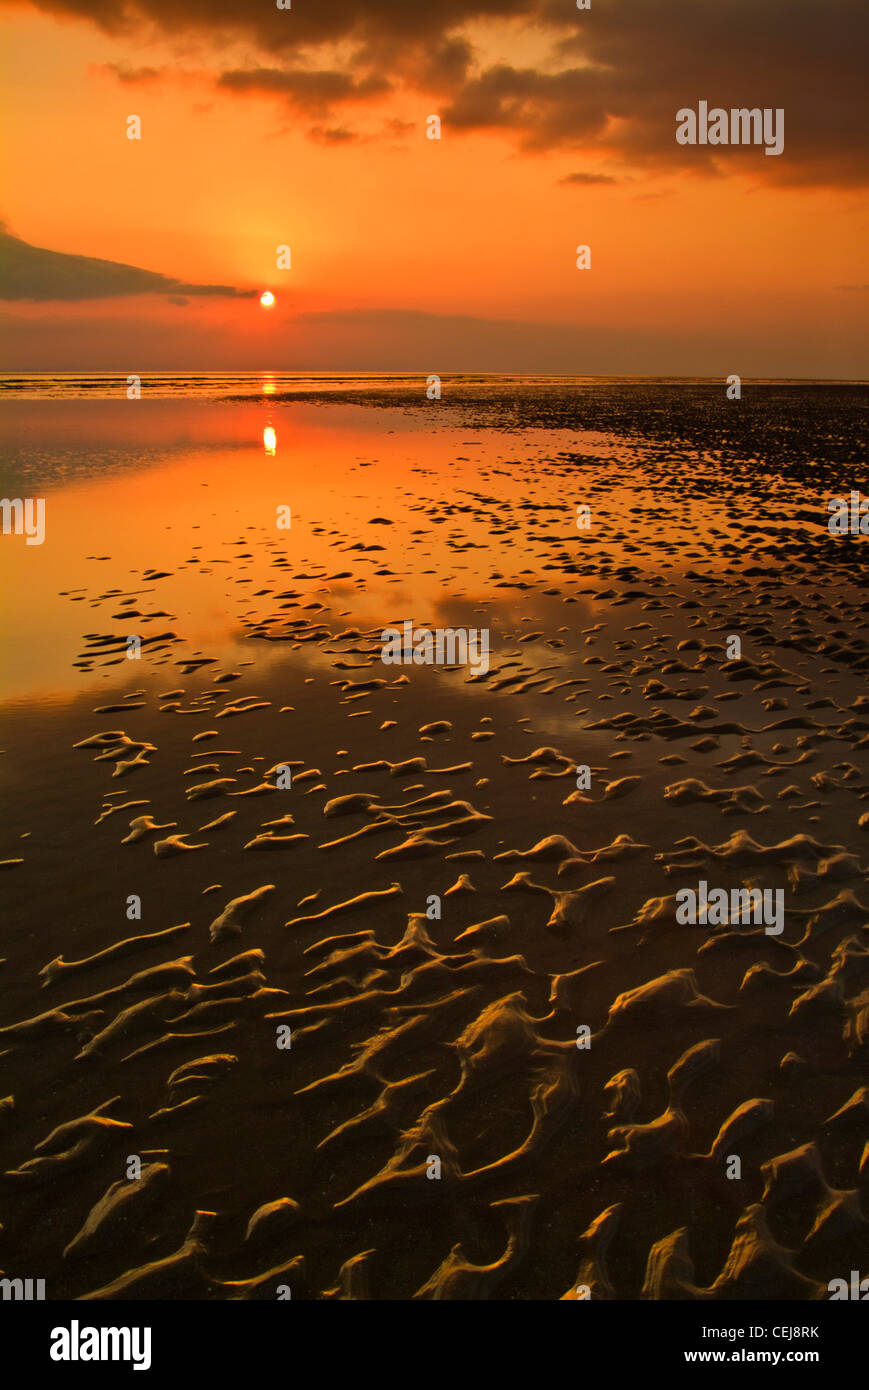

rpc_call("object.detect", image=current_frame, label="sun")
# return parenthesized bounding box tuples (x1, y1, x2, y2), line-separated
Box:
(260, 290, 275, 308)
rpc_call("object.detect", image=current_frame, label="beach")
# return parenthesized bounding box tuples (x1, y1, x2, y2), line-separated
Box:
(0, 376, 867, 1300)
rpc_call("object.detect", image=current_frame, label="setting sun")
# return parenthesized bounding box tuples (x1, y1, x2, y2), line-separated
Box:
(259, 291, 275, 308)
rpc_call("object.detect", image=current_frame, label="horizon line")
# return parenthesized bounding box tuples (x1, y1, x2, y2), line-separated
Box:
(2, 371, 867, 385)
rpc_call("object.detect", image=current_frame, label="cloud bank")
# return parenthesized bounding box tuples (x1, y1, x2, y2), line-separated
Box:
(5, 0, 866, 185)
(0, 228, 254, 302)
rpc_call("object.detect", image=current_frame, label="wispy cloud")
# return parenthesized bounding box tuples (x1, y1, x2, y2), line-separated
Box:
(558, 171, 620, 186)
(90, 62, 162, 84)
(216, 67, 390, 118)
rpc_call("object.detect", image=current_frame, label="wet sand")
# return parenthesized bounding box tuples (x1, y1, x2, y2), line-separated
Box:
(0, 379, 867, 1299)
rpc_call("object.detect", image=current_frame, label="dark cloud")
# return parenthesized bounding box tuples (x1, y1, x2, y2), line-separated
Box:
(0, 228, 254, 302)
(307, 125, 358, 145)
(216, 68, 389, 117)
(435, 2, 866, 184)
(399, 35, 476, 92)
(444, 63, 608, 149)
(559, 172, 619, 185)
(540, 0, 869, 185)
(11, 0, 532, 48)
(91, 62, 162, 83)
(6, 0, 867, 185)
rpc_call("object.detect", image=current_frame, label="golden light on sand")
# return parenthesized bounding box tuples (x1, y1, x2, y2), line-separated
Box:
(263, 424, 277, 454)
(260, 291, 275, 308)
(262, 376, 276, 396)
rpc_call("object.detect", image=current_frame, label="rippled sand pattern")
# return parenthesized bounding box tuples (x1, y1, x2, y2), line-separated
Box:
(0, 382, 867, 1299)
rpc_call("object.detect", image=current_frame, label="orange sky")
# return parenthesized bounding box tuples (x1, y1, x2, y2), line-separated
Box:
(1, 1, 866, 374)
